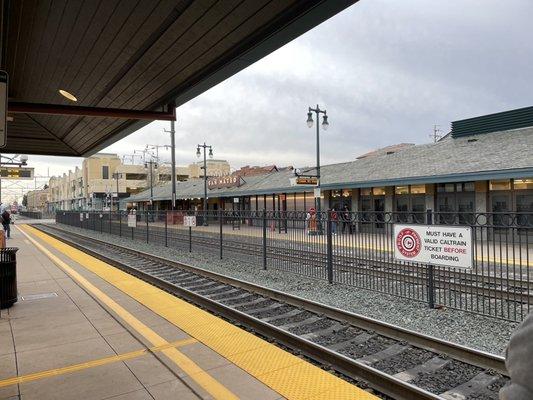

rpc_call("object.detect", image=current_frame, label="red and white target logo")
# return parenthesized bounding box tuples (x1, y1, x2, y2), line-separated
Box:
(396, 228, 422, 258)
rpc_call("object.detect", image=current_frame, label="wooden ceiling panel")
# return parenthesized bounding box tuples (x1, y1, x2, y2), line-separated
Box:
(63, 0, 272, 145)
(2, 0, 357, 156)
(127, 0, 294, 112)
(50, 0, 186, 137)
(85, 0, 223, 110)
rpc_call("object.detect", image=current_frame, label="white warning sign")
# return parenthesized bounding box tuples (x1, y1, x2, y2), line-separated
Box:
(184, 216, 196, 227)
(393, 224, 473, 269)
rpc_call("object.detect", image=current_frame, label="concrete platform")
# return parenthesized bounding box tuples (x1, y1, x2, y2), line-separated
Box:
(0, 227, 284, 400)
(0, 225, 377, 400)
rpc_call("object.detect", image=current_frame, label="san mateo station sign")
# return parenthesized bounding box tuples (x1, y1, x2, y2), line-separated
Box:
(393, 224, 473, 269)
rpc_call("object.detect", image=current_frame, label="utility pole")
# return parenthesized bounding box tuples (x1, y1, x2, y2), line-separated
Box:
(196, 143, 213, 226)
(145, 160, 157, 211)
(430, 125, 442, 143)
(164, 119, 177, 210)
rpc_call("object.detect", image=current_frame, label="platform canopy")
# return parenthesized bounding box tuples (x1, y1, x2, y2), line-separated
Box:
(0, 0, 356, 156)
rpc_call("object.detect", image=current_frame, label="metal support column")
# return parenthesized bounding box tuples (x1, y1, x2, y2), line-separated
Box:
(426, 208, 436, 309)
(326, 210, 333, 283)
(262, 209, 267, 270)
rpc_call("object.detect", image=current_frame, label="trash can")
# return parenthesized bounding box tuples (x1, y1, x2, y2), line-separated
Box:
(0, 248, 19, 309)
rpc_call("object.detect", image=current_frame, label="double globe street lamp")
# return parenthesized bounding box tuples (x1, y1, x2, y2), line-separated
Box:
(196, 143, 213, 226)
(306, 105, 329, 224)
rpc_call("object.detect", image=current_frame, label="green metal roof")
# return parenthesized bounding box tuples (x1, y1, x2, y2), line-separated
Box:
(452, 105, 533, 138)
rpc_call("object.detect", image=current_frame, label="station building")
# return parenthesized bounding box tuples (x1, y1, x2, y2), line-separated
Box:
(124, 107, 533, 228)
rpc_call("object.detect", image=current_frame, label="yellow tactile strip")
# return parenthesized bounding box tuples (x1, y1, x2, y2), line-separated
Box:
(22, 225, 378, 400)
(17, 226, 239, 400)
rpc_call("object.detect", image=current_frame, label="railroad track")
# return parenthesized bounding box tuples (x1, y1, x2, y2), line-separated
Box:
(92, 221, 532, 304)
(35, 224, 508, 400)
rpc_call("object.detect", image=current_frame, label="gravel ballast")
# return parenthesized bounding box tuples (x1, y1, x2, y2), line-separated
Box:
(53, 223, 519, 354)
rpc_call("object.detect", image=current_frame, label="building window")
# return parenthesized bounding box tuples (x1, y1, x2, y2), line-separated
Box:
(372, 187, 386, 196)
(516, 193, 533, 230)
(330, 189, 351, 210)
(360, 187, 385, 229)
(489, 180, 511, 191)
(410, 184, 426, 194)
(125, 173, 147, 180)
(102, 166, 109, 179)
(395, 185, 425, 222)
(436, 182, 475, 225)
(514, 178, 533, 190)
(158, 174, 171, 181)
(395, 186, 409, 195)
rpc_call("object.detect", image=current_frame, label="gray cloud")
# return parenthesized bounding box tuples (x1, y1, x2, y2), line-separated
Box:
(9, 0, 533, 202)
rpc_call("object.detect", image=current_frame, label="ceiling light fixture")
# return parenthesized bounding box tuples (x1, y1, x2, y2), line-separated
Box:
(59, 89, 77, 102)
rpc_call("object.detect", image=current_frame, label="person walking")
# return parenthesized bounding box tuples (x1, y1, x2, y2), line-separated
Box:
(1, 208, 11, 239)
(341, 205, 352, 234)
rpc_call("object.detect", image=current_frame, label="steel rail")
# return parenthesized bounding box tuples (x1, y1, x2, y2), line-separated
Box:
(127, 225, 533, 303)
(35, 224, 508, 399)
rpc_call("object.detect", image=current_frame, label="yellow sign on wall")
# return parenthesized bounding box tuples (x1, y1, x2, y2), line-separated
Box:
(296, 177, 317, 185)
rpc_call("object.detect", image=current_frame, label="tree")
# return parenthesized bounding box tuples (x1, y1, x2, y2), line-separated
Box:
(22, 194, 27, 207)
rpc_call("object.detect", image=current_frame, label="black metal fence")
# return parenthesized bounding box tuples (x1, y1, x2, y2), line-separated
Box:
(56, 209, 532, 322)
(19, 211, 43, 219)
(19, 211, 55, 219)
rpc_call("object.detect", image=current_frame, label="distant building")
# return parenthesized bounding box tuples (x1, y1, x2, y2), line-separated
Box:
(233, 165, 279, 177)
(188, 159, 231, 178)
(26, 188, 50, 212)
(49, 153, 229, 211)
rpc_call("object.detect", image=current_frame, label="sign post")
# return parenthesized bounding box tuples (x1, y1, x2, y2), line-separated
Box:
(127, 214, 137, 228)
(184, 216, 196, 252)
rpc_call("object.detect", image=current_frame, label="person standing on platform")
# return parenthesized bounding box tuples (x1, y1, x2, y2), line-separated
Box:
(330, 208, 338, 235)
(341, 205, 351, 234)
(2, 208, 11, 239)
(306, 207, 317, 235)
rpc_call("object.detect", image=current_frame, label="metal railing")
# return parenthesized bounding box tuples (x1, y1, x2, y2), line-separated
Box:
(56, 209, 533, 321)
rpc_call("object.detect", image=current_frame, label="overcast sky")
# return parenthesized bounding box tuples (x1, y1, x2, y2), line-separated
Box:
(4, 0, 533, 202)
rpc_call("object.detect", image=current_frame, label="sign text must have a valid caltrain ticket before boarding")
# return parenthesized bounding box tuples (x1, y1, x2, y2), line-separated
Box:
(393, 224, 473, 269)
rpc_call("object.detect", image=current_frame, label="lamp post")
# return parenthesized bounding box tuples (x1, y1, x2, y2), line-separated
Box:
(163, 119, 177, 210)
(306, 105, 329, 228)
(196, 143, 213, 226)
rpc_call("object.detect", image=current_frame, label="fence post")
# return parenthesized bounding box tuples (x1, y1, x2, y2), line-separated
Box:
(165, 211, 168, 247)
(189, 226, 192, 253)
(262, 209, 267, 270)
(219, 210, 223, 259)
(426, 208, 436, 309)
(119, 211, 122, 237)
(326, 210, 333, 284)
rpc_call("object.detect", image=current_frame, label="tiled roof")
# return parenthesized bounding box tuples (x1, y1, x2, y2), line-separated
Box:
(124, 127, 533, 202)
